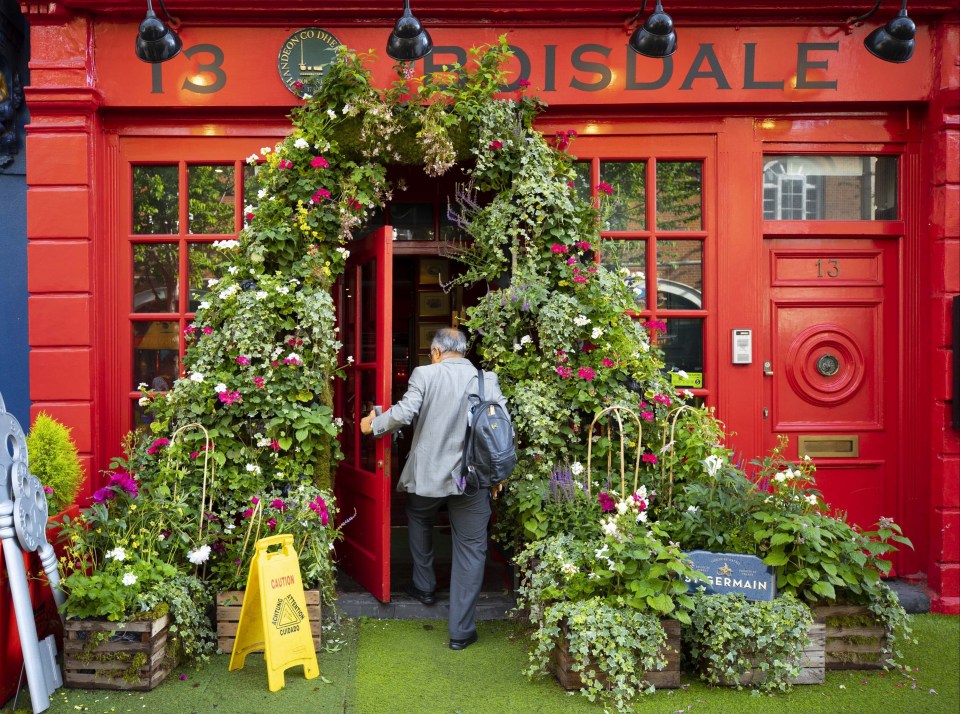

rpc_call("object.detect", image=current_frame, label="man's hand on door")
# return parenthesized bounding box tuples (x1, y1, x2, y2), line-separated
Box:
(360, 409, 376, 435)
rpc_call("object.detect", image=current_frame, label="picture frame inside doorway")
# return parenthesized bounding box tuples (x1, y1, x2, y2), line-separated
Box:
(418, 291, 450, 317)
(418, 258, 448, 286)
(418, 323, 443, 349)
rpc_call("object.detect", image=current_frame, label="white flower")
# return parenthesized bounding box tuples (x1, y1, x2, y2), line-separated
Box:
(207, 277, 220, 287)
(246, 463, 261, 474)
(198, 301, 210, 310)
(676, 369, 689, 379)
(635, 485, 648, 500)
(346, 356, 355, 364)
(158, 533, 166, 541)
(591, 326, 603, 339)
(255, 290, 268, 300)
(602, 520, 619, 537)
(660, 440, 676, 454)
(334, 417, 343, 428)
(520, 335, 532, 346)
(260, 146, 272, 154)
(805, 494, 818, 505)
(687, 505, 699, 513)
(327, 109, 337, 120)
(703, 454, 724, 477)
(342, 104, 352, 114)
(682, 389, 694, 398)
(276, 286, 290, 295)
(187, 545, 212, 565)
(257, 436, 271, 447)
(257, 188, 268, 199)
(245, 154, 259, 165)
(227, 266, 239, 275)
(570, 461, 584, 476)
(190, 372, 204, 383)
(301, 93, 312, 100)
(616, 500, 629, 515)
(122, 572, 137, 586)
(138, 397, 150, 407)
(573, 314, 590, 327)
(513, 342, 522, 351)
(107, 547, 127, 562)
(293, 137, 310, 149)
(137, 382, 148, 391)
(560, 562, 578, 577)
(774, 471, 787, 482)
(219, 285, 239, 300)
(214, 383, 227, 393)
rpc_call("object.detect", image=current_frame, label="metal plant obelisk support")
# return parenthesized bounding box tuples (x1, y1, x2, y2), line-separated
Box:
(0, 392, 65, 713)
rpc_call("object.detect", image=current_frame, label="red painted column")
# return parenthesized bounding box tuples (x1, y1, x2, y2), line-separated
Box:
(926, 18, 960, 614)
(23, 7, 101, 503)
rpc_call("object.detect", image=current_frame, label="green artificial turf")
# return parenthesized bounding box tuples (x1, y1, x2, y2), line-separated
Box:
(5, 614, 957, 714)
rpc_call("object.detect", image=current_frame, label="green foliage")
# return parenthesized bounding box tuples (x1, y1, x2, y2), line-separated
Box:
(27, 412, 83, 514)
(685, 593, 814, 693)
(527, 597, 668, 712)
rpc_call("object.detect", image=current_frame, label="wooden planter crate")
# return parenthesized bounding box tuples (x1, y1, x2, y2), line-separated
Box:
(217, 590, 322, 653)
(63, 614, 173, 691)
(813, 605, 889, 670)
(548, 618, 681, 690)
(715, 623, 826, 686)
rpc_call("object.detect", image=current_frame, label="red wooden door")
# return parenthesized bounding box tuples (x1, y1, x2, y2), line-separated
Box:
(763, 238, 899, 530)
(334, 227, 394, 602)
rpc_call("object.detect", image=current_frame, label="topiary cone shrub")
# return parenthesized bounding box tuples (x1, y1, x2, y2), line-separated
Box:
(27, 411, 84, 515)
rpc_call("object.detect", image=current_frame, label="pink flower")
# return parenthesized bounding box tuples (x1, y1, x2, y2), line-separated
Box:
(597, 182, 613, 195)
(320, 511, 329, 526)
(43, 485, 54, 495)
(312, 188, 331, 202)
(311, 156, 329, 169)
(640, 410, 655, 421)
(578, 366, 596, 381)
(278, 159, 293, 170)
(253, 376, 266, 389)
(550, 243, 568, 254)
(347, 198, 362, 211)
(243, 508, 254, 518)
(270, 439, 281, 452)
(573, 275, 588, 284)
(236, 356, 250, 366)
(581, 342, 597, 352)
(653, 394, 672, 406)
(92, 487, 114, 504)
(184, 325, 197, 337)
(217, 390, 242, 406)
(287, 337, 303, 347)
(202, 327, 213, 335)
(556, 366, 574, 379)
(598, 492, 616, 512)
(293, 81, 303, 90)
(267, 518, 277, 529)
(642, 319, 667, 333)
(602, 358, 615, 367)
(245, 212, 255, 221)
(147, 438, 170, 455)
(179, 674, 187, 681)
(567, 256, 577, 265)
(109, 472, 139, 497)
(251, 497, 260, 505)
(577, 241, 592, 251)
(189, 451, 200, 459)
(270, 498, 287, 512)
(642, 453, 659, 465)
(489, 140, 503, 150)
(518, 78, 531, 88)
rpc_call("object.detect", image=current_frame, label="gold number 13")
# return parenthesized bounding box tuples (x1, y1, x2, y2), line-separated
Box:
(816, 259, 840, 278)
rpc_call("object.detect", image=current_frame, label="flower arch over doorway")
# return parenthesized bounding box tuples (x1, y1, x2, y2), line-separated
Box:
(144, 37, 708, 558)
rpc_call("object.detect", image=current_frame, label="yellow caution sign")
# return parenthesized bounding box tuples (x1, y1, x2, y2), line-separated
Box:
(228, 534, 320, 691)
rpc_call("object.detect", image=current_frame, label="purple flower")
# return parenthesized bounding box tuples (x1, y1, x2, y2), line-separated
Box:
(597, 492, 616, 512)
(92, 486, 114, 504)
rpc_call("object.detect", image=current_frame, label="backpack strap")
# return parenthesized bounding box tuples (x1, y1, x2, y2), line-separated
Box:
(457, 367, 486, 496)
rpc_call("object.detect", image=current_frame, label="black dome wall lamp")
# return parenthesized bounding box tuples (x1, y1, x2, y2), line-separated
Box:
(851, 0, 916, 63)
(386, 0, 433, 62)
(628, 0, 678, 58)
(135, 0, 183, 64)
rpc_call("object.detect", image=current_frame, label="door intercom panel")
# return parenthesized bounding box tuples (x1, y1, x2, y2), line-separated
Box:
(732, 329, 752, 364)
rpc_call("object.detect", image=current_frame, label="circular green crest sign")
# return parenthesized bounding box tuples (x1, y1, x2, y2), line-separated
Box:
(277, 29, 342, 95)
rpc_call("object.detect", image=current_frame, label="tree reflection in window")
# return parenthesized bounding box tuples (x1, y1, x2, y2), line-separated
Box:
(601, 161, 646, 231)
(188, 164, 235, 234)
(132, 166, 178, 234)
(656, 161, 702, 231)
(133, 243, 178, 313)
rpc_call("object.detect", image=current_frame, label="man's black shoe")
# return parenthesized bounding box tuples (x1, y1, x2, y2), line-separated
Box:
(403, 583, 437, 605)
(449, 631, 478, 651)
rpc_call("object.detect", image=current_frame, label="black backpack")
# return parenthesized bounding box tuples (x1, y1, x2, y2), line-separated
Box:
(459, 367, 516, 495)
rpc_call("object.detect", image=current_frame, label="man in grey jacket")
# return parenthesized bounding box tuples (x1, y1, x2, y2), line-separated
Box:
(360, 327, 506, 651)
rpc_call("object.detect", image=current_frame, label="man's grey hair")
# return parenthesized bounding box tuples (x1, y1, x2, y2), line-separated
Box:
(431, 327, 467, 355)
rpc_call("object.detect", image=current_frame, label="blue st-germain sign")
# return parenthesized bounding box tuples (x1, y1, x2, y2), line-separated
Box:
(683, 550, 777, 602)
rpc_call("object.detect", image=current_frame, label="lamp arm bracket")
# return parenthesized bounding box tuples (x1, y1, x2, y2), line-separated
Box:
(847, 0, 884, 28)
(624, 0, 648, 31)
(156, 0, 181, 29)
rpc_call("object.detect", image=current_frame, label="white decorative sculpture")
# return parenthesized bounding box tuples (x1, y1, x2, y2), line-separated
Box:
(0, 393, 65, 713)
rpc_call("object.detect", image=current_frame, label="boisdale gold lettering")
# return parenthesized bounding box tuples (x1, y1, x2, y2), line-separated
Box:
(424, 41, 839, 93)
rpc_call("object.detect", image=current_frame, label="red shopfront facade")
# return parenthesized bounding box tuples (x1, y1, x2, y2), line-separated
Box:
(19, 1, 959, 612)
